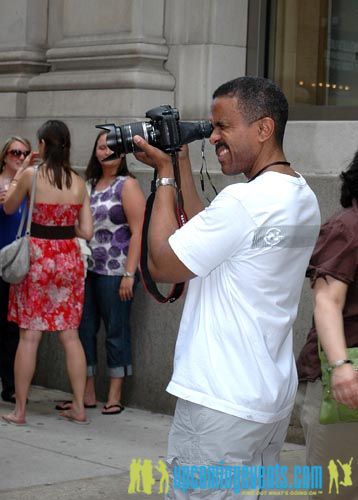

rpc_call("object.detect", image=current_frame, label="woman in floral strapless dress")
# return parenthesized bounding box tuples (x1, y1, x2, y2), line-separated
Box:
(2, 120, 93, 426)
(8, 203, 85, 331)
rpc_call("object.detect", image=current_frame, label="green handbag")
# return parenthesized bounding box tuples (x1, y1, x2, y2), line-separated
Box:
(319, 342, 358, 425)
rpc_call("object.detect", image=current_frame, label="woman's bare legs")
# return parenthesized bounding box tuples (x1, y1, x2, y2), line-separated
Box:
(101, 376, 124, 414)
(58, 329, 87, 421)
(2, 329, 42, 424)
(107, 377, 123, 406)
(84, 376, 97, 406)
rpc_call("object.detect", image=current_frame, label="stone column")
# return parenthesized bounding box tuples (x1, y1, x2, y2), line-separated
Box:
(0, 0, 48, 117)
(164, 0, 248, 119)
(162, 0, 248, 173)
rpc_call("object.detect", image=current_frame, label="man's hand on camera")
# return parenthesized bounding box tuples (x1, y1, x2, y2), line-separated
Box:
(133, 150, 156, 168)
(133, 135, 174, 177)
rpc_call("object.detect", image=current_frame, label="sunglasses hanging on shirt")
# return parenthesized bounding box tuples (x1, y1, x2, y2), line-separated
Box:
(200, 139, 218, 203)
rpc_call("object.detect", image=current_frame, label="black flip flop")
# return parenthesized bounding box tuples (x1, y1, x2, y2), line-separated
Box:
(55, 400, 72, 411)
(55, 400, 97, 411)
(101, 404, 125, 415)
(1, 392, 16, 404)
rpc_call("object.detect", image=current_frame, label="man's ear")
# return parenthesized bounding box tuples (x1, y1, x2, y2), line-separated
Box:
(257, 117, 275, 142)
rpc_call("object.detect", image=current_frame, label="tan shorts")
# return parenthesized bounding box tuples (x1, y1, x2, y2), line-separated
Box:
(300, 380, 358, 500)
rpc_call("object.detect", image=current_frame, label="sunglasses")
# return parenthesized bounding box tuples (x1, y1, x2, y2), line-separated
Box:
(8, 149, 31, 159)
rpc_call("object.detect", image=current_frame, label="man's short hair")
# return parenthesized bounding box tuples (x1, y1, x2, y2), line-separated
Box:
(213, 76, 288, 146)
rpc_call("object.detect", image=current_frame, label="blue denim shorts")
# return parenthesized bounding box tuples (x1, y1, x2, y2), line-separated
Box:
(79, 270, 134, 377)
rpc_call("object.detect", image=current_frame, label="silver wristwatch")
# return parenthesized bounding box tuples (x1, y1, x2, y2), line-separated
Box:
(155, 177, 176, 189)
(327, 359, 353, 371)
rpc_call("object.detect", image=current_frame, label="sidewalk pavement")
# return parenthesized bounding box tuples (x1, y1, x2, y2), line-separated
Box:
(0, 386, 306, 500)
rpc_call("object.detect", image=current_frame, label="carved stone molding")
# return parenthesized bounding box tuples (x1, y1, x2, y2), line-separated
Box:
(29, 42, 174, 91)
(28, 0, 174, 92)
(0, 0, 49, 92)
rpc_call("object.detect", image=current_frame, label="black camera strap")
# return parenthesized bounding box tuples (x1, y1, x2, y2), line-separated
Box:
(172, 152, 188, 227)
(140, 152, 187, 303)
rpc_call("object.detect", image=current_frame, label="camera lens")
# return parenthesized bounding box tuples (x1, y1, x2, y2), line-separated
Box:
(121, 122, 154, 154)
(96, 106, 213, 157)
(96, 122, 158, 156)
(178, 120, 213, 146)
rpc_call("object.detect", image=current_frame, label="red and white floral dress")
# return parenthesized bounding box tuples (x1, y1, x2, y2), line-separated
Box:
(8, 203, 85, 331)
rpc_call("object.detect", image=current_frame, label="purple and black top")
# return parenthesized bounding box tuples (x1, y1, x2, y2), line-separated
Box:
(87, 176, 131, 275)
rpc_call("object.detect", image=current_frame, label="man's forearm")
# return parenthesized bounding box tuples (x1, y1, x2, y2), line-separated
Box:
(148, 184, 179, 281)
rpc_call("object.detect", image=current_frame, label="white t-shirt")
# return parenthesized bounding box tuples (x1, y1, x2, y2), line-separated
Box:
(167, 172, 321, 423)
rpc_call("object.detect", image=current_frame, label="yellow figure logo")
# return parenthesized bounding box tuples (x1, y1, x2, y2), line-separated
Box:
(328, 458, 354, 494)
(128, 459, 143, 494)
(128, 458, 169, 495)
(156, 459, 169, 494)
(141, 459, 156, 495)
(338, 458, 353, 487)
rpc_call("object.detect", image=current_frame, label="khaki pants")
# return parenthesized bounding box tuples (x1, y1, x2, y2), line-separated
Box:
(166, 398, 291, 500)
(300, 380, 358, 500)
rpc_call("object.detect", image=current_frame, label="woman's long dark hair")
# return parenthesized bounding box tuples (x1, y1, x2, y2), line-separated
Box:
(340, 150, 358, 207)
(85, 131, 133, 187)
(37, 120, 75, 189)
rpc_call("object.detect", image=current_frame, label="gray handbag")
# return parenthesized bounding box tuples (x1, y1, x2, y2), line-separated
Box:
(0, 166, 39, 284)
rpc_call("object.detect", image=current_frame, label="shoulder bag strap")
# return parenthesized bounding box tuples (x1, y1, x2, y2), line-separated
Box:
(16, 164, 40, 239)
(317, 340, 324, 362)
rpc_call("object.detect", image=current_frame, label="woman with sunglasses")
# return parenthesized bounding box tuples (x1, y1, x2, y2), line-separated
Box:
(1, 121, 93, 426)
(0, 136, 35, 405)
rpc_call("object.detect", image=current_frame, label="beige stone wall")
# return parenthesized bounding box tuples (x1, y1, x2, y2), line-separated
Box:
(0, 0, 357, 172)
(0, 0, 249, 167)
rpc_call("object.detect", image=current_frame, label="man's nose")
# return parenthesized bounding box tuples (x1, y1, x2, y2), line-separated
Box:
(209, 129, 219, 145)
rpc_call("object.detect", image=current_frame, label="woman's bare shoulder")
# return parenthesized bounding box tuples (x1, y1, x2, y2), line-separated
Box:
(122, 176, 143, 191)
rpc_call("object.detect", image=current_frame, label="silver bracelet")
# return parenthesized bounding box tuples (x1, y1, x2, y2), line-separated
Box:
(155, 177, 176, 189)
(328, 359, 353, 372)
(122, 271, 135, 278)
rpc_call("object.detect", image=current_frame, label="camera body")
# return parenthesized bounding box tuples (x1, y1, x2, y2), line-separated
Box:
(96, 104, 212, 157)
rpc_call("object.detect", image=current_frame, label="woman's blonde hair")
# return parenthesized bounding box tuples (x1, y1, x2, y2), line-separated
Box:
(0, 136, 32, 172)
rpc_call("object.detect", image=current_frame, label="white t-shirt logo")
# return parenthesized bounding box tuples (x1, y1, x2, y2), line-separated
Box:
(264, 227, 284, 247)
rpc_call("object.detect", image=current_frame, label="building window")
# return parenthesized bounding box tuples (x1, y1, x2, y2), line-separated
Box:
(248, 0, 358, 119)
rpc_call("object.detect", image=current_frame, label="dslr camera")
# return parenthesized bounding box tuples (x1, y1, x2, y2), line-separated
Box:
(96, 104, 212, 157)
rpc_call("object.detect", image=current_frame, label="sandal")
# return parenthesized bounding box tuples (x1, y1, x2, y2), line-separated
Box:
(54, 400, 72, 411)
(2, 413, 27, 426)
(59, 410, 89, 425)
(101, 403, 125, 415)
(1, 391, 16, 404)
(55, 400, 97, 411)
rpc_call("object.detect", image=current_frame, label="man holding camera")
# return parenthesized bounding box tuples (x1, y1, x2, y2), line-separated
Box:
(134, 76, 320, 499)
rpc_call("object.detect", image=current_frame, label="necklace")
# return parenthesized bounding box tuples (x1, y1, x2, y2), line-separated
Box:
(247, 161, 291, 183)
